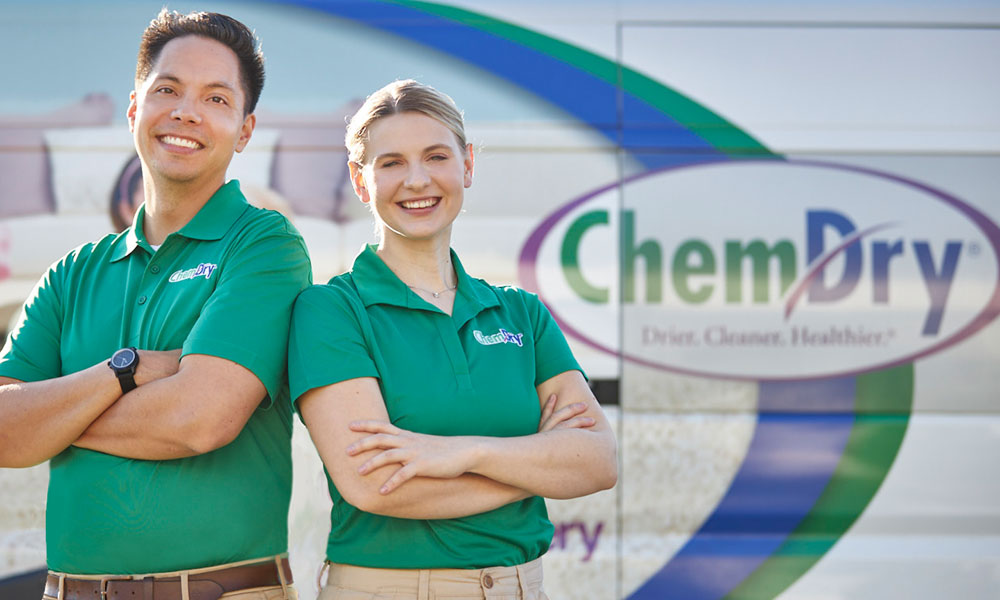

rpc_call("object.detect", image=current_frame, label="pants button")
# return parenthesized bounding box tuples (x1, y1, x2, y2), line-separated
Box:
(483, 574, 494, 588)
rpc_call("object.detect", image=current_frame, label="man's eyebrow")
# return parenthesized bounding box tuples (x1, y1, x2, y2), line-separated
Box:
(152, 74, 182, 85)
(204, 81, 238, 93)
(153, 74, 237, 93)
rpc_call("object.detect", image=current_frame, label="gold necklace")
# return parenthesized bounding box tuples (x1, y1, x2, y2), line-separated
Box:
(407, 283, 457, 298)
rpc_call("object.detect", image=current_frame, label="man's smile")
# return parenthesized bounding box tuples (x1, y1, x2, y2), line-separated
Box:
(158, 135, 203, 150)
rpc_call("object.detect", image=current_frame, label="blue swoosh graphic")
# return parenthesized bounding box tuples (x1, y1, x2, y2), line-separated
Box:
(270, 0, 722, 170)
(630, 378, 855, 599)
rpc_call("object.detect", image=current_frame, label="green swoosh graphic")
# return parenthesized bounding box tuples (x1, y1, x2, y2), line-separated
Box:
(724, 364, 914, 599)
(389, 0, 775, 156)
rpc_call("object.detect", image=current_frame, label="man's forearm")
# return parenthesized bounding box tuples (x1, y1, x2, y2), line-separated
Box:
(0, 365, 122, 467)
(73, 374, 205, 460)
(74, 353, 265, 460)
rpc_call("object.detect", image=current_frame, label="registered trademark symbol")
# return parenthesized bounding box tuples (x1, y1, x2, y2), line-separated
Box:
(969, 242, 981, 256)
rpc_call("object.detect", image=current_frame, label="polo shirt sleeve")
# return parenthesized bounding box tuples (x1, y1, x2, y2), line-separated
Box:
(521, 289, 585, 386)
(0, 261, 65, 383)
(182, 220, 311, 404)
(288, 282, 379, 406)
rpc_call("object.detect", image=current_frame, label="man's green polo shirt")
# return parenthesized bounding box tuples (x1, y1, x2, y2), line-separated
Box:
(289, 245, 582, 569)
(0, 181, 311, 574)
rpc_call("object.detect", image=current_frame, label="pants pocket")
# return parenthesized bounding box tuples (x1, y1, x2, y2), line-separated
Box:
(319, 585, 389, 600)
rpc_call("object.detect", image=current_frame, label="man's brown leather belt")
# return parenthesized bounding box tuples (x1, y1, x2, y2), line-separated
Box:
(43, 558, 293, 600)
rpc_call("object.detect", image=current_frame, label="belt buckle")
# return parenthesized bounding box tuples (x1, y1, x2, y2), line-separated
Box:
(98, 576, 131, 600)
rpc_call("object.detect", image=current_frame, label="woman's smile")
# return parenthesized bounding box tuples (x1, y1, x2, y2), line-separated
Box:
(398, 197, 440, 210)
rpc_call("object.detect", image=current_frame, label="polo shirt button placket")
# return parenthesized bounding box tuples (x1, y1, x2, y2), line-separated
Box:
(137, 295, 147, 305)
(150, 265, 160, 274)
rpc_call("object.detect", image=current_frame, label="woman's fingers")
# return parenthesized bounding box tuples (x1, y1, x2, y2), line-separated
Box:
(538, 395, 556, 428)
(346, 432, 403, 456)
(345, 421, 410, 455)
(379, 464, 418, 494)
(539, 401, 589, 432)
(358, 448, 407, 474)
(349, 420, 400, 434)
(553, 415, 596, 431)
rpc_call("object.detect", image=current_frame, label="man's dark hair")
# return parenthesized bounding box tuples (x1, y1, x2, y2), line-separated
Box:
(135, 9, 265, 115)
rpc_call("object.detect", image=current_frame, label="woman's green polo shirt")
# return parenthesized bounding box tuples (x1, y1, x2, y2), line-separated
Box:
(289, 245, 582, 569)
(0, 181, 312, 574)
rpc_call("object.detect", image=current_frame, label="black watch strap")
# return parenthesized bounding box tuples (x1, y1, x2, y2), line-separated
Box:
(117, 371, 138, 394)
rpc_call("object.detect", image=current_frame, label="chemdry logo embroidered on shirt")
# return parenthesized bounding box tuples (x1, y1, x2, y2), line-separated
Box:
(474, 328, 524, 347)
(168, 263, 218, 283)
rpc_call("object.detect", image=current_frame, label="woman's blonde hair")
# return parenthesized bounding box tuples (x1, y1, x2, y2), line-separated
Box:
(345, 79, 467, 164)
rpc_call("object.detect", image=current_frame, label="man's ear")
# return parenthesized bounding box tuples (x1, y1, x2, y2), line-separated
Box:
(127, 90, 138, 133)
(234, 113, 256, 153)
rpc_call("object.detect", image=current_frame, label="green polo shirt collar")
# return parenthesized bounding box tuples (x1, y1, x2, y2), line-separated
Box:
(109, 208, 149, 263)
(178, 180, 248, 240)
(109, 180, 248, 263)
(352, 245, 499, 325)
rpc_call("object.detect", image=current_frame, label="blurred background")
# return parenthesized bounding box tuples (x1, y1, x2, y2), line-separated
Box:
(1, 1, 999, 598)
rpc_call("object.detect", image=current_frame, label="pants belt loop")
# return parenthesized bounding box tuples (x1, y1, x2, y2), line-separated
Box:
(143, 576, 154, 600)
(180, 571, 190, 600)
(57, 574, 65, 600)
(417, 569, 430, 600)
(520, 561, 535, 599)
(275, 555, 289, 600)
(316, 559, 331, 592)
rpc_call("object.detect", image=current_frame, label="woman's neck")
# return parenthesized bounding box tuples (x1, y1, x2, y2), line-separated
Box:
(376, 234, 456, 293)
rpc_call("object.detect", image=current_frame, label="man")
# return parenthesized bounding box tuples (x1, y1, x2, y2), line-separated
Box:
(0, 10, 310, 600)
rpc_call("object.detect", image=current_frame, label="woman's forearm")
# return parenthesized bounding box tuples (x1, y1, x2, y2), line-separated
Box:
(465, 427, 617, 499)
(349, 370, 618, 499)
(301, 378, 533, 519)
(345, 471, 530, 519)
(483, 369, 618, 498)
(351, 425, 617, 500)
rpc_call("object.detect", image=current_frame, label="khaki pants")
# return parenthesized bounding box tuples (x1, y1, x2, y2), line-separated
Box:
(216, 587, 298, 600)
(318, 558, 548, 600)
(42, 555, 297, 600)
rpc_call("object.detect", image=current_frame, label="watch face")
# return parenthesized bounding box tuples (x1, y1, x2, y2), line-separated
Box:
(111, 348, 137, 369)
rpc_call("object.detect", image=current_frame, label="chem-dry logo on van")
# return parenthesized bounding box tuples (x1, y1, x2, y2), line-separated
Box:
(520, 159, 1000, 380)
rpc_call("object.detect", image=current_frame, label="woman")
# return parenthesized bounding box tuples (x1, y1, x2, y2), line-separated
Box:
(289, 80, 617, 600)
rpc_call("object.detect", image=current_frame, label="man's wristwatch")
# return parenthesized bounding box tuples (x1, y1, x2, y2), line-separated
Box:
(108, 347, 140, 393)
